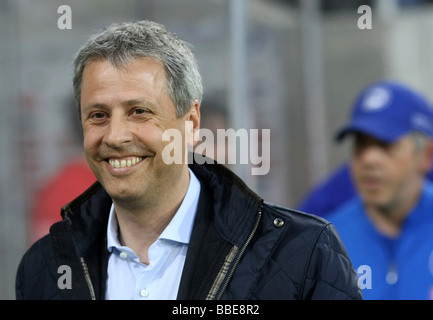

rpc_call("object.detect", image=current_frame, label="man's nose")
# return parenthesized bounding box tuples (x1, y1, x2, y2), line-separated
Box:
(103, 115, 133, 148)
(356, 144, 384, 165)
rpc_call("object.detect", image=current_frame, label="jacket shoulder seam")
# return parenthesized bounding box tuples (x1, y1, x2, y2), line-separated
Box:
(299, 222, 332, 298)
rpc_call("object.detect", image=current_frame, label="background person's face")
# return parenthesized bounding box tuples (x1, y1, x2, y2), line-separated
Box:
(351, 132, 426, 212)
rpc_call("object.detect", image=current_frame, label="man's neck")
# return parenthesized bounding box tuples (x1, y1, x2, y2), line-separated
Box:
(365, 184, 422, 238)
(366, 206, 406, 238)
(113, 167, 191, 264)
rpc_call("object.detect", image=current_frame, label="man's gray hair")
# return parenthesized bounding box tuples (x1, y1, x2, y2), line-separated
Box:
(411, 131, 432, 152)
(73, 20, 203, 118)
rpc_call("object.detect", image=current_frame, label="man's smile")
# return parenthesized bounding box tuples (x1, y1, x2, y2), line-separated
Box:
(107, 156, 145, 168)
(102, 156, 149, 176)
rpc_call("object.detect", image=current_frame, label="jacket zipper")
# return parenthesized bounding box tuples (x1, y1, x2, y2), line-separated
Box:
(80, 257, 96, 300)
(214, 204, 263, 300)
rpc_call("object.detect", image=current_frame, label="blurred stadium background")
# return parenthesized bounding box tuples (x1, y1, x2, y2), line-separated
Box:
(1, 0, 433, 299)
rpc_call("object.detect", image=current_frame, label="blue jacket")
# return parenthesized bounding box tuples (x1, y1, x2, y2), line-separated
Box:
(16, 161, 362, 300)
(297, 162, 433, 218)
(297, 163, 356, 217)
(328, 181, 433, 299)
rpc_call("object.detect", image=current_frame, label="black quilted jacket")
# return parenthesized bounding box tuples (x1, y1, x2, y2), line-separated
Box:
(16, 161, 362, 300)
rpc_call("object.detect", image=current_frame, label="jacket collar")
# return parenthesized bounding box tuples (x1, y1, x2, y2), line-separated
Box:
(54, 157, 263, 300)
(60, 158, 263, 257)
(189, 161, 263, 247)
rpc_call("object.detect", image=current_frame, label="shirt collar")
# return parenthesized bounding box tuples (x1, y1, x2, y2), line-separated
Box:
(107, 168, 201, 251)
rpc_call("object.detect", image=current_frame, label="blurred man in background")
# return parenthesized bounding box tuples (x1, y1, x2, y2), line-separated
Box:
(326, 80, 433, 299)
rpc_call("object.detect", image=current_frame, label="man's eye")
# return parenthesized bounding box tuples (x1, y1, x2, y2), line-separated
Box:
(90, 112, 107, 121)
(132, 108, 148, 115)
(131, 108, 152, 118)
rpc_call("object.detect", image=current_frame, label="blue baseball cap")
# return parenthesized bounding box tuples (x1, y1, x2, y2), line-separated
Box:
(336, 81, 433, 143)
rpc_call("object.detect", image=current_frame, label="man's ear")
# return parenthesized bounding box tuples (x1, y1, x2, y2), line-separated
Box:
(185, 99, 200, 148)
(421, 139, 433, 174)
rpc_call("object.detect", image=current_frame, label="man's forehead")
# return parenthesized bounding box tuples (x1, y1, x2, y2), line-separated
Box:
(81, 58, 168, 91)
(351, 131, 418, 147)
(83, 55, 165, 73)
(351, 132, 394, 145)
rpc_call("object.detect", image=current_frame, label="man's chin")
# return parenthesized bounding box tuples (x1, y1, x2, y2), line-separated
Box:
(363, 196, 392, 211)
(102, 181, 141, 201)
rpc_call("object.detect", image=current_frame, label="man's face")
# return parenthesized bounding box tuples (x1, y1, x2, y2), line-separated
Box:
(80, 57, 198, 208)
(351, 132, 429, 211)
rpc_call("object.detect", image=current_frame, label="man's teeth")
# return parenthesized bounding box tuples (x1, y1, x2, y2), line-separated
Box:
(109, 157, 143, 168)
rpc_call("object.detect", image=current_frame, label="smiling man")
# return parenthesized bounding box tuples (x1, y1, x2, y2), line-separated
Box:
(16, 20, 361, 300)
(81, 57, 197, 266)
(328, 81, 433, 299)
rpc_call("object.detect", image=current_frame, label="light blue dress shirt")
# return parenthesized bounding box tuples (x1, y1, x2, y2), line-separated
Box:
(105, 169, 201, 300)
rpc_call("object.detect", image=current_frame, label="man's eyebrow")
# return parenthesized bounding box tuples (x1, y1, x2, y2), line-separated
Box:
(83, 99, 155, 111)
(122, 99, 155, 108)
(82, 102, 108, 112)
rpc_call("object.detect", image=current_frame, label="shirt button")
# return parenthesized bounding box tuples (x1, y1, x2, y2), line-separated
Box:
(119, 251, 128, 259)
(140, 289, 149, 297)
